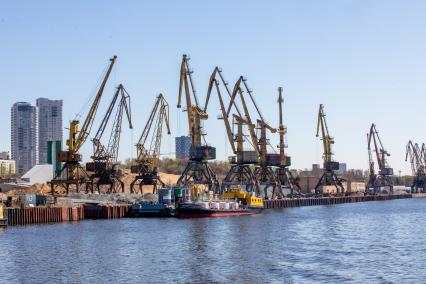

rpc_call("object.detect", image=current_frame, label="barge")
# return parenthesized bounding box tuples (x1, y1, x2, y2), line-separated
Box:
(176, 191, 264, 218)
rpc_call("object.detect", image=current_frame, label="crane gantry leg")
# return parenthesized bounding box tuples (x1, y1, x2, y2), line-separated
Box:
(220, 162, 259, 194)
(177, 160, 220, 194)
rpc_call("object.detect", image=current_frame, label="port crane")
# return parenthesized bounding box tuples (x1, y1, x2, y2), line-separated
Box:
(229, 76, 281, 199)
(50, 55, 117, 195)
(130, 94, 171, 194)
(176, 54, 219, 192)
(205, 67, 259, 194)
(86, 84, 132, 193)
(314, 104, 345, 195)
(405, 141, 425, 193)
(366, 123, 393, 194)
(275, 87, 301, 197)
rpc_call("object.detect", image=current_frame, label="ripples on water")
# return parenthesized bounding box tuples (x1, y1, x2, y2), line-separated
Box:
(1, 199, 425, 283)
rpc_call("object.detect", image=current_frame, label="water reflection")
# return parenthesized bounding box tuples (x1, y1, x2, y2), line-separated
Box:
(0, 199, 425, 283)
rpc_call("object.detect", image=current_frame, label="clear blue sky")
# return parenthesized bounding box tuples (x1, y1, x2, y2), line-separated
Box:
(1, 1, 425, 174)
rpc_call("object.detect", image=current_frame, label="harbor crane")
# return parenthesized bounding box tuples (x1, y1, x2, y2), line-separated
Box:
(405, 141, 425, 193)
(50, 55, 117, 195)
(205, 67, 259, 194)
(275, 87, 301, 197)
(130, 94, 171, 194)
(314, 104, 345, 195)
(176, 55, 219, 192)
(86, 84, 132, 193)
(366, 123, 393, 194)
(229, 76, 280, 199)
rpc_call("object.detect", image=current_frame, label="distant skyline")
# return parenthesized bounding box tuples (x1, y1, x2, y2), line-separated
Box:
(1, 1, 425, 175)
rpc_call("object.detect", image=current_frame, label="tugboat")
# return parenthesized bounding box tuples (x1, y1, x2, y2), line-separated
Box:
(130, 202, 174, 217)
(176, 190, 264, 218)
(129, 188, 175, 217)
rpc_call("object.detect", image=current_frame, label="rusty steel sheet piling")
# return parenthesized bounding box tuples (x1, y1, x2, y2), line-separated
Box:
(83, 204, 131, 219)
(263, 194, 412, 209)
(5, 207, 84, 226)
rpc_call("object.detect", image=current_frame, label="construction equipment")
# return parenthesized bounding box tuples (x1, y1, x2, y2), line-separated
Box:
(405, 141, 425, 193)
(86, 84, 132, 193)
(130, 94, 171, 194)
(314, 104, 345, 195)
(229, 76, 280, 199)
(275, 87, 301, 197)
(50, 55, 117, 195)
(176, 54, 219, 192)
(366, 123, 393, 194)
(205, 67, 259, 194)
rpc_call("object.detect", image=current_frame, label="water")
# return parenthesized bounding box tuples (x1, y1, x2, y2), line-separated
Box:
(1, 199, 426, 283)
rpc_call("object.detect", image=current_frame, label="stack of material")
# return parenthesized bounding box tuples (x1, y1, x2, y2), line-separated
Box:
(21, 164, 53, 185)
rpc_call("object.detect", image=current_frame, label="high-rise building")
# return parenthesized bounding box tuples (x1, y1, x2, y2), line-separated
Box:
(11, 102, 38, 174)
(175, 136, 191, 159)
(36, 98, 63, 164)
(0, 151, 10, 160)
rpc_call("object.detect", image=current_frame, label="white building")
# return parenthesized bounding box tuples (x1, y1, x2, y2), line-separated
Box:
(11, 102, 38, 174)
(36, 98, 63, 164)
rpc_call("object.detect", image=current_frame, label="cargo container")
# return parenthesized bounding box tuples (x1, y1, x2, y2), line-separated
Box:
(17, 194, 36, 207)
(190, 146, 216, 160)
(158, 188, 172, 204)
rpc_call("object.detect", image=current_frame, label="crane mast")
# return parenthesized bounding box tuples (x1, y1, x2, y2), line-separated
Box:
(130, 94, 171, 194)
(50, 55, 117, 195)
(365, 123, 393, 194)
(405, 140, 426, 193)
(176, 55, 219, 193)
(314, 104, 345, 195)
(275, 87, 301, 196)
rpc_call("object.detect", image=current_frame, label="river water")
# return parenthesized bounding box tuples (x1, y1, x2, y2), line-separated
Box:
(1, 198, 425, 283)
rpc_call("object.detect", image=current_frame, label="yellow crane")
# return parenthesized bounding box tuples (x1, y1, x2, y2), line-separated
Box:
(130, 94, 171, 194)
(275, 87, 301, 197)
(176, 54, 219, 192)
(205, 67, 259, 194)
(50, 55, 117, 195)
(366, 123, 393, 194)
(314, 104, 345, 195)
(405, 140, 426, 193)
(229, 76, 280, 199)
(87, 84, 132, 194)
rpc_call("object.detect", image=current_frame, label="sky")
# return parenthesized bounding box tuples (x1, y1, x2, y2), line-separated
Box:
(0, 0, 425, 174)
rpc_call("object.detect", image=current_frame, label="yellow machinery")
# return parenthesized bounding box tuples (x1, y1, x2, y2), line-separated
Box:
(50, 55, 117, 195)
(275, 87, 301, 196)
(87, 84, 132, 193)
(176, 54, 219, 192)
(221, 190, 264, 208)
(130, 94, 171, 194)
(314, 104, 345, 195)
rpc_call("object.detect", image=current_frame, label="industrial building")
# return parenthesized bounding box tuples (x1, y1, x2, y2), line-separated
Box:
(175, 135, 191, 159)
(11, 102, 38, 174)
(36, 98, 63, 164)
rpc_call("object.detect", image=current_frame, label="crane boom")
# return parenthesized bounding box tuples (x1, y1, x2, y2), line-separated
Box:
(72, 55, 117, 154)
(316, 104, 334, 163)
(106, 86, 132, 164)
(177, 54, 207, 148)
(205, 67, 242, 154)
